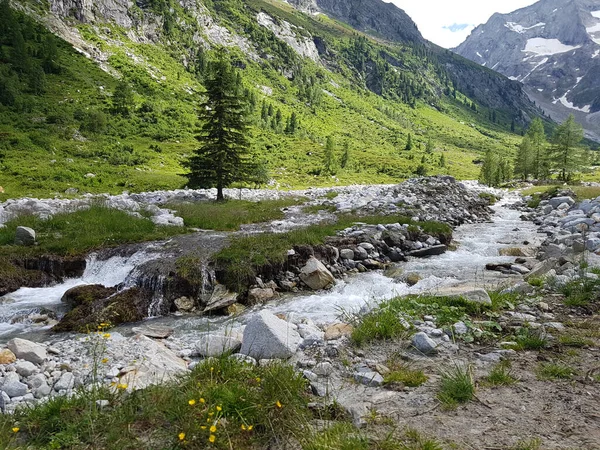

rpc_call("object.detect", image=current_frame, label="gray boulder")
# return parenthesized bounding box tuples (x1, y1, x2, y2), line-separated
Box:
(54, 372, 75, 392)
(340, 249, 355, 260)
(7, 338, 47, 365)
(299, 257, 335, 290)
(412, 332, 438, 354)
(353, 371, 384, 387)
(240, 311, 301, 359)
(2, 373, 28, 398)
(15, 226, 36, 246)
(195, 333, 242, 357)
(525, 258, 558, 280)
(15, 360, 37, 377)
(548, 196, 575, 209)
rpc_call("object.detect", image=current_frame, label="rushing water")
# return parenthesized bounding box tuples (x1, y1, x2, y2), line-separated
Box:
(0, 193, 542, 341)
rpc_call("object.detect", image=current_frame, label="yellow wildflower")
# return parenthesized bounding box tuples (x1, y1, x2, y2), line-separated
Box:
(201, 426, 207, 430)
(12, 427, 19, 433)
(188, 399, 196, 406)
(117, 383, 128, 390)
(216, 406, 222, 412)
(209, 435, 216, 443)
(247, 425, 253, 431)
(199, 397, 206, 403)
(210, 367, 214, 372)
(208, 412, 214, 416)
(241, 424, 247, 430)
(209, 425, 216, 433)
(103, 333, 111, 339)
(101, 358, 109, 364)
(178, 432, 185, 441)
(276, 400, 282, 408)
(255, 377, 261, 383)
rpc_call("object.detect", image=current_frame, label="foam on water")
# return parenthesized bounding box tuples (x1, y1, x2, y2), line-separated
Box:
(0, 248, 161, 337)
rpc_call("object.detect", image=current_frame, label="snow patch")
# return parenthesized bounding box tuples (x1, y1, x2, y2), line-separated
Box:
(521, 57, 548, 82)
(523, 38, 581, 56)
(553, 93, 591, 113)
(593, 50, 600, 58)
(476, 51, 483, 58)
(505, 22, 545, 34)
(592, 10, 600, 19)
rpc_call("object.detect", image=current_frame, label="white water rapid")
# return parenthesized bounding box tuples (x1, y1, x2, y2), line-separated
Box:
(0, 247, 163, 338)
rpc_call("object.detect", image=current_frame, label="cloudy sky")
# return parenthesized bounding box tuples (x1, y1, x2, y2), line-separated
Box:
(387, 0, 540, 48)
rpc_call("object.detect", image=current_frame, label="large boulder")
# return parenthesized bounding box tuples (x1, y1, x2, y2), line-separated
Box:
(548, 196, 575, 209)
(195, 333, 242, 357)
(299, 256, 335, 290)
(14, 226, 35, 246)
(203, 285, 238, 313)
(406, 245, 447, 258)
(240, 311, 301, 359)
(6, 338, 46, 365)
(525, 258, 558, 281)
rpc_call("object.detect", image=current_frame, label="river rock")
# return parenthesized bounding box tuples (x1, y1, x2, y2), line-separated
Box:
(525, 258, 558, 280)
(195, 333, 242, 357)
(340, 249, 354, 260)
(248, 287, 276, 303)
(324, 323, 353, 340)
(54, 372, 75, 391)
(548, 196, 575, 209)
(204, 285, 238, 313)
(118, 335, 188, 391)
(131, 325, 174, 339)
(406, 245, 447, 258)
(299, 257, 335, 290)
(1, 377, 28, 398)
(15, 226, 36, 246)
(15, 361, 37, 377)
(434, 287, 492, 306)
(173, 296, 195, 312)
(240, 311, 301, 359)
(0, 349, 16, 364)
(7, 338, 47, 365)
(412, 332, 438, 354)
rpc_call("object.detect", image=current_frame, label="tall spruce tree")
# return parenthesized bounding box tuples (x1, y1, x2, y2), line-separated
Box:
(323, 135, 336, 175)
(185, 57, 251, 201)
(550, 114, 584, 181)
(405, 133, 413, 151)
(527, 118, 547, 180)
(514, 135, 532, 180)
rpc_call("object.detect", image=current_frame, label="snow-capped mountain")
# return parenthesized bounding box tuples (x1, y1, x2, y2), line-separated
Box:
(454, 0, 600, 141)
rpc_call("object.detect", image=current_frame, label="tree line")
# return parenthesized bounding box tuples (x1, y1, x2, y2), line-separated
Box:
(479, 115, 588, 186)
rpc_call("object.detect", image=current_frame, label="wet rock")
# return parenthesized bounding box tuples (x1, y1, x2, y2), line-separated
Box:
(131, 325, 174, 339)
(15, 226, 36, 246)
(299, 256, 335, 290)
(248, 287, 276, 303)
(406, 244, 447, 258)
(7, 338, 47, 365)
(195, 333, 242, 357)
(174, 296, 195, 312)
(412, 332, 438, 354)
(240, 311, 301, 359)
(204, 285, 238, 313)
(403, 273, 422, 286)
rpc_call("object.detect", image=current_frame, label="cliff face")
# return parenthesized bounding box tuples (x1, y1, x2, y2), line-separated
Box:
(455, 0, 600, 141)
(287, 0, 424, 45)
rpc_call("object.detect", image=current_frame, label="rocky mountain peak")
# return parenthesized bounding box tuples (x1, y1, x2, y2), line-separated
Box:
(454, 0, 600, 141)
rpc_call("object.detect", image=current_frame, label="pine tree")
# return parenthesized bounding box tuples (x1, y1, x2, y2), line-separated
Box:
(11, 28, 29, 73)
(405, 133, 413, 151)
(323, 135, 336, 175)
(425, 135, 434, 153)
(112, 81, 134, 117)
(439, 154, 445, 167)
(527, 118, 547, 180)
(514, 135, 532, 180)
(42, 38, 60, 74)
(549, 114, 584, 181)
(184, 57, 252, 201)
(285, 112, 298, 135)
(28, 64, 45, 95)
(479, 149, 497, 186)
(340, 141, 350, 169)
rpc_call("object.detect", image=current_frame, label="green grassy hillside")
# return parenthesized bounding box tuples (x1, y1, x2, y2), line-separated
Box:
(0, 0, 529, 200)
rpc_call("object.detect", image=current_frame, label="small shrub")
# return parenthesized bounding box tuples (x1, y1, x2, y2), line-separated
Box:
(484, 360, 517, 386)
(528, 277, 543, 287)
(537, 362, 575, 380)
(437, 365, 475, 408)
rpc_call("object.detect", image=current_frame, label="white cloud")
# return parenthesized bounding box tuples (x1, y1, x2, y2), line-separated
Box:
(385, 0, 540, 48)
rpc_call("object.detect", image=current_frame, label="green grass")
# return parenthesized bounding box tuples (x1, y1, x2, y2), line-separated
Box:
(484, 360, 517, 387)
(302, 203, 338, 214)
(0, 357, 310, 449)
(514, 328, 548, 351)
(437, 365, 475, 408)
(536, 362, 575, 380)
(213, 215, 451, 292)
(166, 198, 303, 231)
(522, 185, 600, 200)
(561, 277, 600, 307)
(0, 205, 185, 256)
(511, 438, 542, 450)
(383, 359, 428, 387)
(558, 334, 594, 348)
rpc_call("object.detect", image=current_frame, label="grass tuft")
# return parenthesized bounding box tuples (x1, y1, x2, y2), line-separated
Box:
(437, 364, 475, 408)
(515, 328, 548, 351)
(484, 360, 517, 386)
(536, 362, 575, 380)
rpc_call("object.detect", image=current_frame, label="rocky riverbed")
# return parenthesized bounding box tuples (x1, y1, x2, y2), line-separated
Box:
(1, 180, 600, 448)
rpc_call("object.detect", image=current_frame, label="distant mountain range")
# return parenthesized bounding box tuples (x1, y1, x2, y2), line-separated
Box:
(454, 0, 600, 141)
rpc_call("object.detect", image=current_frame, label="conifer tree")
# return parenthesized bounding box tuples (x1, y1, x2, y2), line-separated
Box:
(527, 118, 547, 180)
(514, 135, 532, 180)
(425, 135, 434, 153)
(323, 135, 336, 175)
(405, 133, 413, 151)
(340, 141, 350, 169)
(112, 81, 134, 117)
(185, 57, 252, 201)
(550, 114, 584, 181)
